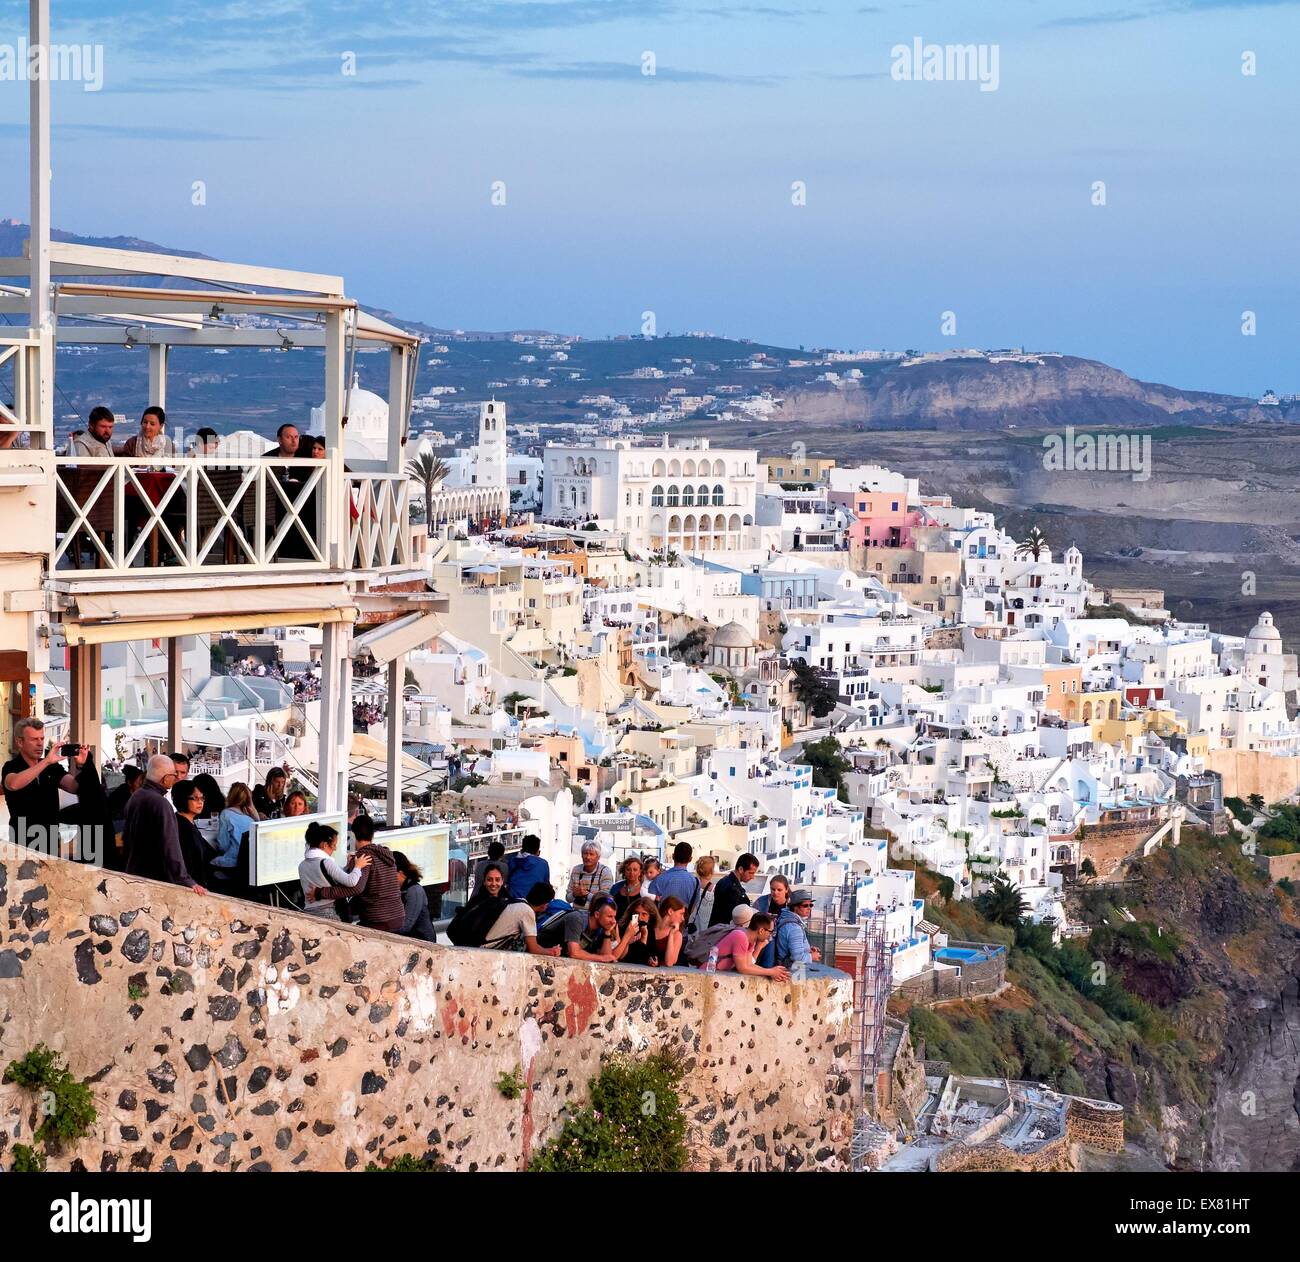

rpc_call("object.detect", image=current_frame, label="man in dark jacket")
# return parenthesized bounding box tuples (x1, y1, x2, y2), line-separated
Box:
(122, 755, 206, 893)
(308, 813, 405, 932)
(506, 834, 550, 900)
(709, 852, 759, 927)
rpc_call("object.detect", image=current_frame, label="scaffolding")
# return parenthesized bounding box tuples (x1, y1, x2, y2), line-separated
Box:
(850, 910, 892, 1171)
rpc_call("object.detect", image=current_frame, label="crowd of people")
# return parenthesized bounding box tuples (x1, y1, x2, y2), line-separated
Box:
(449, 838, 821, 980)
(6, 726, 820, 983)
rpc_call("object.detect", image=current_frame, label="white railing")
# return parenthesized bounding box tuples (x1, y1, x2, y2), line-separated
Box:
(54, 455, 328, 574)
(52, 456, 413, 576)
(347, 472, 412, 571)
(0, 335, 41, 442)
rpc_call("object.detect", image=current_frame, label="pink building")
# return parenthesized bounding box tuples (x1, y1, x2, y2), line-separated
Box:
(829, 487, 924, 549)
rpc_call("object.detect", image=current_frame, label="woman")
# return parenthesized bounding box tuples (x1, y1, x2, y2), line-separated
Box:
(609, 856, 648, 919)
(566, 841, 613, 908)
(298, 820, 370, 920)
(191, 772, 225, 819)
(614, 897, 659, 966)
(709, 910, 790, 981)
(692, 855, 717, 933)
(211, 781, 259, 894)
(119, 408, 177, 460)
(394, 850, 436, 942)
(651, 895, 687, 968)
(754, 875, 792, 970)
(283, 789, 310, 817)
(171, 779, 210, 886)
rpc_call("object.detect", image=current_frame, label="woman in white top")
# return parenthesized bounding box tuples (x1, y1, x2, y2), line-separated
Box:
(298, 820, 370, 919)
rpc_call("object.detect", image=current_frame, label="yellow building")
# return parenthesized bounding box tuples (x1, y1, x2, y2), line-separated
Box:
(764, 455, 836, 485)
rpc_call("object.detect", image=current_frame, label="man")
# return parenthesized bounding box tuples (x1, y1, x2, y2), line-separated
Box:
(2, 718, 88, 850)
(710, 852, 759, 927)
(651, 841, 699, 910)
(267, 422, 300, 461)
(122, 755, 206, 892)
(506, 833, 550, 900)
(774, 888, 821, 972)
(193, 427, 221, 456)
(253, 767, 288, 819)
(71, 406, 116, 458)
(308, 813, 405, 932)
(106, 764, 144, 825)
(482, 881, 562, 956)
(169, 751, 191, 780)
(537, 893, 619, 961)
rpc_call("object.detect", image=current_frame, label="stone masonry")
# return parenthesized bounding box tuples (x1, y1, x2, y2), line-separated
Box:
(0, 855, 855, 1172)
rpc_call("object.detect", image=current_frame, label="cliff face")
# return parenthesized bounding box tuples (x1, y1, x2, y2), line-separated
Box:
(901, 830, 1300, 1171)
(780, 355, 1258, 431)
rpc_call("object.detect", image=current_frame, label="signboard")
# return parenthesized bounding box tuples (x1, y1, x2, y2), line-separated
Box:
(250, 811, 348, 887)
(377, 821, 450, 887)
(580, 813, 635, 833)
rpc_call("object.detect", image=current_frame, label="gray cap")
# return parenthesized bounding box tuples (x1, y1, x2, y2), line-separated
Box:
(731, 905, 755, 927)
(790, 889, 815, 907)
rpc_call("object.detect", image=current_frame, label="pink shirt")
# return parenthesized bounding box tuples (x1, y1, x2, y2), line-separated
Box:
(714, 928, 751, 971)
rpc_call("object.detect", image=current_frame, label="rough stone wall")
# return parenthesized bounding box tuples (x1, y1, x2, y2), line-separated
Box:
(1254, 852, 1300, 883)
(894, 953, 1006, 1005)
(930, 1098, 1124, 1172)
(0, 856, 855, 1173)
(1204, 749, 1300, 803)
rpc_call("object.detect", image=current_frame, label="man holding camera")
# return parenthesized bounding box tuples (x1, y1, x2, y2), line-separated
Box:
(2, 718, 88, 851)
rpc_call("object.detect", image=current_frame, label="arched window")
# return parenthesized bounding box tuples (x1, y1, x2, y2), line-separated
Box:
(713, 458, 726, 476)
(681, 486, 695, 507)
(652, 459, 666, 477)
(565, 457, 576, 474)
(668, 459, 681, 478)
(683, 458, 697, 477)
(666, 484, 680, 508)
(712, 484, 724, 506)
(697, 484, 710, 505)
(651, 485, 665, 507)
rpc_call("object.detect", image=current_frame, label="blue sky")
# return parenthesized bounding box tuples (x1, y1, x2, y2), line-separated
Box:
(0, 0, 1297, 395)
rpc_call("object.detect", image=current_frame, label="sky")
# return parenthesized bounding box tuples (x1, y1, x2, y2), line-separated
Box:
(0, 0, 1297, 396)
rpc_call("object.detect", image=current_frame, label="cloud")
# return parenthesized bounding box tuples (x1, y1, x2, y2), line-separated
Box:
(1045, 0, 1300, 27)
(509, 60, 782, 85)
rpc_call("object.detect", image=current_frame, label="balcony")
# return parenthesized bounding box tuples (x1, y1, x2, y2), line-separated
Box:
(52, 455, 411, 577)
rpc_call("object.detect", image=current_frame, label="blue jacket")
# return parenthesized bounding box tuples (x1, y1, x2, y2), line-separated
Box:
(213, 808, 254, 871)
(774, 907, 813, 969)
(506, 851, 550, 900)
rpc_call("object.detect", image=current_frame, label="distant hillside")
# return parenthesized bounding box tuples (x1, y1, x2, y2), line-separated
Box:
(0, 220, 1278, 437)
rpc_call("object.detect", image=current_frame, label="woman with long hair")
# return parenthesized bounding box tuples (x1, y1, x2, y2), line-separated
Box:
(191, 772, 225, 819)
(170, 779, 209, 886)
(298, 819, 370, 919)
(211, 781, 259, 895)
(393, 850, 436, 941)
(754, 874, 791, 969)
(614, 895, 658, 965)
(651, 895, 686, 967)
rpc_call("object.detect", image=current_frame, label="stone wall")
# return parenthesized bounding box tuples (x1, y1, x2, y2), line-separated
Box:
(1204, 749, 1300, 804)
(929, 1097, 1125, 1172)
(0, 855, 855, 1173)
(1254, 851, 1300, 883)
(894, 948, 1006, 1005)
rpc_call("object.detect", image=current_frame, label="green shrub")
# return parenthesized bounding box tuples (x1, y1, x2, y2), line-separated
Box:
(529, 1049, 687, 1172)
(2, 1044, 98, 1151)
(365, 1151, 448, 1171)
(497, 1067, 526, 1100)
(9, 1144, 46, 1172)
(1224, 797, 1255, 825)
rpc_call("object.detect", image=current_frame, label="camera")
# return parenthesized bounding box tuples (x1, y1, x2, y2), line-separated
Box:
(59, 743, 80, 758)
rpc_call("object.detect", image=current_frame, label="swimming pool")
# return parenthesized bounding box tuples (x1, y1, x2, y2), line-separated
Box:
(935, 946, 1001, 962)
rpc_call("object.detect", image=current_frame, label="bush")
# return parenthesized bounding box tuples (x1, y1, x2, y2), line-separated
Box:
(1224, 797, 1255, 825)
(365, 1151, 448, 1171)
(529, 1049, 687, 1172)
(10, 1144, 46, 1172)
(3, 1044, 98, 1152)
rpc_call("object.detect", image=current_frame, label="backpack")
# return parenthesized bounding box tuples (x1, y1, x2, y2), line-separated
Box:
(681, 922, 735, 968)
(446, 896, 509, 947)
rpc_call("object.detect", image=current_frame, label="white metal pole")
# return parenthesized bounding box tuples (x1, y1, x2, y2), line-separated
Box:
(29, 0, 52, 441)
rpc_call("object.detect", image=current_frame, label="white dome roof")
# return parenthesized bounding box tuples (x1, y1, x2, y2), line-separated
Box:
(311, 373, 389, 456)
(712, 621, 754, 648)
(1247, 611, 1282, 647)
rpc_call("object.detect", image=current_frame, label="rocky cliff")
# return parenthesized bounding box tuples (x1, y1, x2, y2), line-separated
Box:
(779, 355, 1262, 431)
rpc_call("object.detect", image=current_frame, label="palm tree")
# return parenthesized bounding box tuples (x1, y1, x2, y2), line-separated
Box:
(976, 874, 1028, 927)
(1014, 526, 1048, 561)
(406, 452, 450, 523)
